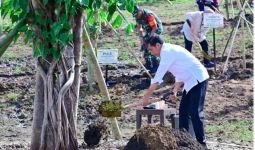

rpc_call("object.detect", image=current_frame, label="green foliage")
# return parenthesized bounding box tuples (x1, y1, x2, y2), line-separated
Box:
(125, 23, 134, 35)
(2, 16, 14, 32)
(112, 15, 123, 28)
(1, 0, 28, 23)
(78, 0, 90, 7)
(206, 120, 253, 142)
(86, 0, 136, 35)
(2, 0, 137, 61)
(107, 2, 117, 21)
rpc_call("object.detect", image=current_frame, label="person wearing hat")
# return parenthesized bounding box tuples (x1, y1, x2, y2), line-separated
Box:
(142, 35, 209, 148)
(133, 5, 163, 73)
(181, 8, 216, 68)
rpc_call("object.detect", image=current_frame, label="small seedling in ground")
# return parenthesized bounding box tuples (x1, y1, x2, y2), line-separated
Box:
(14, 67, 22, 74)
(7, 92, 19, 101)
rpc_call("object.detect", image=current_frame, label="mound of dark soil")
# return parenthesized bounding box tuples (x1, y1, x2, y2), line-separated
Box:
(125, 126, 206, 150)
(172, 129, 206, 150)
(83, 123, 109, 147)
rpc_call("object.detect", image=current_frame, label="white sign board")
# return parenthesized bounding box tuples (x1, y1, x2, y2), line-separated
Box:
(97, 49, 118, 64)
(203, 13, 224, 28)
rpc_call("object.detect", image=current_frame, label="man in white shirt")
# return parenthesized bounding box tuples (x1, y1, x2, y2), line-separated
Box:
(182, 8, 215, 68)
(143, 35, 209, 146)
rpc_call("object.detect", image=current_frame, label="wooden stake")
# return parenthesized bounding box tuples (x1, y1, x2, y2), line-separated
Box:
(223, 12, 242, 73)
(83, 26, 122, 140)
(230, 0, 235, 18)
(237, 0, 246, 69)
(225, 0, 230, 20)
(213, 28, 216, 72)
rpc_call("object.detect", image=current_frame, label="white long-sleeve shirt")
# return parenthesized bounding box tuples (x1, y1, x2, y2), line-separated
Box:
(182, 11, 209, 42)
(151, 43, 209, 92)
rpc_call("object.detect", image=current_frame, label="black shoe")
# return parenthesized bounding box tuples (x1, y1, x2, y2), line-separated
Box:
(203, 61, 215, 68)
(200, 143, 209, 150)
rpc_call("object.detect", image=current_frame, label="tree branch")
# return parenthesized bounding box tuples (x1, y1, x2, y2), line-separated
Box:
(0, 15, 27, 57)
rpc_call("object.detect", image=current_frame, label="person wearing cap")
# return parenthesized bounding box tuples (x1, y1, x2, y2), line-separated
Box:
(181, 8, 215, 68)
(142, 35, 209, 147)
(197, 0, 220, 11)
(133, 5, 163, 73)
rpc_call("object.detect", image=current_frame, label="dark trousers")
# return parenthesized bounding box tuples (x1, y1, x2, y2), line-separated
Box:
(197, 0, 205, 11)
(197, 0, 219, 11)
(179, 80, 208, 144)
(184, 34, 210, 63)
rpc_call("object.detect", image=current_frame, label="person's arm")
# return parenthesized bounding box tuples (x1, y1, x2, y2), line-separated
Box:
(143, 83, 159, 106)
(190, 20, 199, 42)
(187, 12, 200, 42)
(143, 50, 175, 106)
(135, 24, 144, 45)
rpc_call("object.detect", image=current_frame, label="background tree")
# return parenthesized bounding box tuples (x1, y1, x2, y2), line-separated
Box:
(0, 0, 135, 149)
(0, 0, 2, 36)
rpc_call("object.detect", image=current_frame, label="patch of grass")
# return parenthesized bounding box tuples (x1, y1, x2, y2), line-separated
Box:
(137, 0, 164, 5)
(2, 41, 33, 60)
(6, 92, 19, 101)
(128, 58, 136, 65)
(206, 120, 253, 142)
(14, 67, 22, 74)
(0, 103, 8, 109)
(2, 51, 14, 60)
(99, 43, 116, 49)
(171, 0, 191, 2)
(119, 52, 131, 60)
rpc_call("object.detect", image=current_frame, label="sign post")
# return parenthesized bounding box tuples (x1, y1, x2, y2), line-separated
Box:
(97, 49, 118, 86)
(203, 13, 224, 71)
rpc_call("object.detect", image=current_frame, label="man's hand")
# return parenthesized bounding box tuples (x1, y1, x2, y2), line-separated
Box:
(192, 34, 199, 43)
(142, 97, 151, 106)
(142, 83, 159, 106)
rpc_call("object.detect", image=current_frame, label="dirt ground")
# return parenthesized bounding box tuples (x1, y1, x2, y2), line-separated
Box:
(0, 2, 253, 150)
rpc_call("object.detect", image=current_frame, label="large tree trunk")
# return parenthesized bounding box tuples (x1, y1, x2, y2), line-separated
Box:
(30, 2, 83, 150)
(31, 46, 80, 150)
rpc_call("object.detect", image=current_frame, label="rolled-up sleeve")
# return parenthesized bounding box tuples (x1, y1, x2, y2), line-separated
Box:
(151, 63, 168, 84)
(151, 50, 175, 84)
